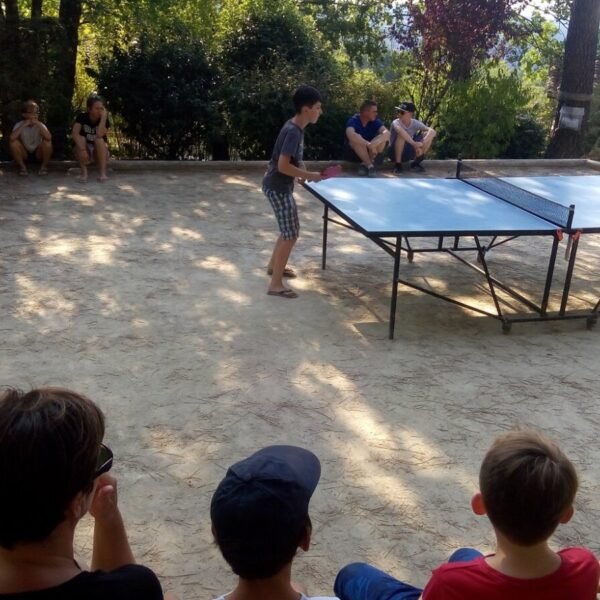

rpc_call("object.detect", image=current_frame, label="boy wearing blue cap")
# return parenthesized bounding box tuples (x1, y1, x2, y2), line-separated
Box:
(211, 445, 337, 600)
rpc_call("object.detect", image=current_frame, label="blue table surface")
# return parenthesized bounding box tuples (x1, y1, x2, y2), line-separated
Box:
(501, 175, 600, 231)
(304, 177, 557, 235)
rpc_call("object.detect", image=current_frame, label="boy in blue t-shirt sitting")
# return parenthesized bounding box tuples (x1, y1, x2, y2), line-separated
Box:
(344, 100, 390, 177)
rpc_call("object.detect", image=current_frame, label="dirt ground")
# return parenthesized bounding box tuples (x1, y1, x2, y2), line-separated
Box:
(1, 162, 600, 599)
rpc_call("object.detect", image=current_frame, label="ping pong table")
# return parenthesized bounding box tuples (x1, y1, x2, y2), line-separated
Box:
(303, 165, 600, 338)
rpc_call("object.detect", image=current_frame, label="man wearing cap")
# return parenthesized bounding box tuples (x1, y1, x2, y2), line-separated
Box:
(344, 100, 390, 177)
(390, 102, 436, 174)
(211, 445, 338, 600)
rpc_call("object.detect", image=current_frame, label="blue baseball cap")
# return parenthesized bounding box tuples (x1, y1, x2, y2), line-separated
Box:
(211, 445, 321, 537)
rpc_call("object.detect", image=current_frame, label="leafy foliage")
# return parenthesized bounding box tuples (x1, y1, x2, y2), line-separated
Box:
(296, 0, 394, 65)
(501, 114, 548, 158)
(394, 0, 526, 81)
(386, 50, 452, 126)
(216, 0, 345, 159)
(95, 32, 217, 159)
(2, 0, 598, 161)
(435, 63, 530, 158)
(514, 16, 563, 128)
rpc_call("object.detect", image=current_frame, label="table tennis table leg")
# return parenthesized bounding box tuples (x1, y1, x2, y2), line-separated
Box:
(403, 236, 414, 262)
(322, 205, 329, 270)
(474, 236, 504, 323)
(564, 235, 573, 261)
(540, 233, 561, 316)
(559, 232, 580, 316)
(389, 236, 401, 339)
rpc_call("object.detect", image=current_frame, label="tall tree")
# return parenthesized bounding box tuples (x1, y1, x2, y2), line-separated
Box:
(50, 0, 83, 156)
(96, 31, 218, 160)
(296, 0, 393, 65)
(395, 0, 524, 82)
(217, 0, 345, 159)
(546, 0, 600, 157)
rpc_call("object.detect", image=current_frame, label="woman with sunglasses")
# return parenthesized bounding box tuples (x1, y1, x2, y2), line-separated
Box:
(0, 387, 173, 599)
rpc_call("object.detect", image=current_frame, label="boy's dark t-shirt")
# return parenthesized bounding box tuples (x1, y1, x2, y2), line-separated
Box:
(263, 120, 304, 193)
(0, 565, 163, 599)
(75, 112, 110, 143)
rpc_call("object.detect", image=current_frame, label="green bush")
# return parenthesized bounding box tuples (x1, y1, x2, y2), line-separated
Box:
(436, 63, 530, 159)
(501, 114, 547, 158)
(217, 0, 346, 160)
(95, 31, 217, 159)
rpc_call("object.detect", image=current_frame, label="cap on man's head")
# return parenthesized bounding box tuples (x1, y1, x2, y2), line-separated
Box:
(396, 102, 416, 114)
(211, 445, 321, 538)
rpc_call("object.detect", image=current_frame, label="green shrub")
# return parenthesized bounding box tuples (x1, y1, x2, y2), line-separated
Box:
(436, 63, 530, 159)
(95, 30, 217, 159)
(501, 114, 547, 158)
(217, 0, 346, 160)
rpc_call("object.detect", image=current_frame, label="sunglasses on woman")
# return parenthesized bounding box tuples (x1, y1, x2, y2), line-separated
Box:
(95, 443, 113, 478)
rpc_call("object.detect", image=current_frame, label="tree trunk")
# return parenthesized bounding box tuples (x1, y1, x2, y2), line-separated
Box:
(46, 0, 82, 157)
(3, 0, 19, 22)
(209, 135, 231, 161)
(546, 0, 600, 158)
(31, 0, 43, 19)
(29, 0, 45, 101)
(0, 1, 21, 158)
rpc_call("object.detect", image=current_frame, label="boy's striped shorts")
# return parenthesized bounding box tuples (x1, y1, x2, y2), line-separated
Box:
(263, 185, 300, 240)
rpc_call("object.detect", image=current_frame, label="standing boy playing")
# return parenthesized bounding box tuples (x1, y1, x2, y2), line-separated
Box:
(335, 429, 599, 600)
(210, 445, 338, 600)
(263, 85, 324, 299)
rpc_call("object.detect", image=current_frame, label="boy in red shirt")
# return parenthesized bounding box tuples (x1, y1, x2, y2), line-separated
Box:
(335, 429, 599, 600)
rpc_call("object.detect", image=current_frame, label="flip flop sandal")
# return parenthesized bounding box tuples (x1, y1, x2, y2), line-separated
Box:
(267, 267, 297, 278)
(267, 289, 298, 299)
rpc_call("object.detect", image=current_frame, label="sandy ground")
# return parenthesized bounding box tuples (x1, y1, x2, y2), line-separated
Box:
(1, 162, 600, 598)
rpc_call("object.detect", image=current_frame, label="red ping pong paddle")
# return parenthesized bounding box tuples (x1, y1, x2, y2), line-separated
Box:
(321, 164, 343, 179)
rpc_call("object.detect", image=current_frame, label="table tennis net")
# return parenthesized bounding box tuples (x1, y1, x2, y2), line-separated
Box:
(457, 163, 573, 228)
